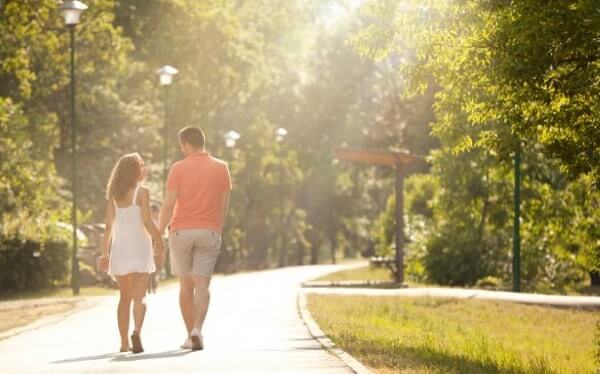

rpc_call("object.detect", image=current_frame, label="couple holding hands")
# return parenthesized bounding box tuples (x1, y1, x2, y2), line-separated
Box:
(98, 126, 231, 353)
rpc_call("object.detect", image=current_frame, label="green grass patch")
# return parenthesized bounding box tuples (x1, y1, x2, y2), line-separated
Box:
(315, 265, 394, 282)
(307, 295, 598, 373)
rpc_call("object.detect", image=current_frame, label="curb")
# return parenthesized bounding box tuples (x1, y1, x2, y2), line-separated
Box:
(297, 291, 373, 374)
(0, 298, 100, 341)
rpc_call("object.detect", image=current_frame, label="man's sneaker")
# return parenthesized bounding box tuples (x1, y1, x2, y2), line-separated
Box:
(180, 338, 192, 350)
(190, 328, 203, 351)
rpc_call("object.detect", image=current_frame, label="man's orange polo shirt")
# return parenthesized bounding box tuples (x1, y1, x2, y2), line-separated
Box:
(166, 151, 231, 233)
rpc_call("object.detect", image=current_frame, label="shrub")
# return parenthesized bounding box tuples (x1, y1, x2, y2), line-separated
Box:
(0, 237, 69, 292)
(423, 227, 493, 286)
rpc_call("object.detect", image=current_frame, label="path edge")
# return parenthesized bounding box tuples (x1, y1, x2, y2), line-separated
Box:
(297, 291, 373, 374)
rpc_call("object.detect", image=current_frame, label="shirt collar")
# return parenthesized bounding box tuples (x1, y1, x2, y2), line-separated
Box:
(188, 151, 209, 158)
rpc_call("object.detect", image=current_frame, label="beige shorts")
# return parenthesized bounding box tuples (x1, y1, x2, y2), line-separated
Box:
(169, 229, 222, 277)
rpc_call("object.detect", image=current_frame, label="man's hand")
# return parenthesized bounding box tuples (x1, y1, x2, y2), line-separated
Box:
(159, 190, 177, 238)
(154, 239, 166, 269)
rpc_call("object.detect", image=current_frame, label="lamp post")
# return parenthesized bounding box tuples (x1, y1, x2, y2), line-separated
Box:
(60, 0, 87, 296)
(276, 128, 288, 267)
(223, 130, 240, 270)
(513, 142, 521, 292)
(155, 65, 178, 197)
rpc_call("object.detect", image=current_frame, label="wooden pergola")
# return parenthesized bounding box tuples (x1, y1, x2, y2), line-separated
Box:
(335, 148, 419, 284)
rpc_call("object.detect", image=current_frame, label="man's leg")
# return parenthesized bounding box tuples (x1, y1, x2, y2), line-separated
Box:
(192, 276, 212, 332)
(170, 230, 194, 340)
(179, 275, 195, 335)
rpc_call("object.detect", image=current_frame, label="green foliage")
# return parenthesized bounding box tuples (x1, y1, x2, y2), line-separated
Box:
(0, 238, 69, 292)
(7, 0, 597, 295)
(352, 0, 600, 183)
(356, 0, 600, 289)
(0, 97, 66, 241)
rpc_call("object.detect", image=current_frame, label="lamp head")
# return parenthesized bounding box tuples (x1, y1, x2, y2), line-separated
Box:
(276, 127, 288, 142)
(224, 130, 241, 148)
(59, 1, 88, 26)
(156, 65, 179, 86)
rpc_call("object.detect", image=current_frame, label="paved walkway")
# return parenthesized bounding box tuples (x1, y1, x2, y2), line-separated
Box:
(302, 285, 600, 308)
(0, 264, 361, 373)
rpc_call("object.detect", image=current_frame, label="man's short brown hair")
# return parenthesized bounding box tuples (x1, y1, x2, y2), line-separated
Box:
(178, 126, 205, 149)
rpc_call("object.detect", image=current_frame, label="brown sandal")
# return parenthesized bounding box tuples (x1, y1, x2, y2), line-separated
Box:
(131, 332, 144, 354)
(190, 335, 203, 351)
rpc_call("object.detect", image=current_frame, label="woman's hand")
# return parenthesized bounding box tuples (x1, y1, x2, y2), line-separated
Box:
(97, 255, 109, 273)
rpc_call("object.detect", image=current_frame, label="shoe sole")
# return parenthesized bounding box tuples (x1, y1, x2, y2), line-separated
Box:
(190, 335, 203, 351)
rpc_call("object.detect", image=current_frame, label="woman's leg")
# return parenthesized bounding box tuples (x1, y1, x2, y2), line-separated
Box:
(131, 272, 149, 334)
(115, 275, 133, 351)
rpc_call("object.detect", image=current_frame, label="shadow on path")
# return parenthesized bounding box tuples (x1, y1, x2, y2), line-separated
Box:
(111, 350, 192, 361)
(51, 353, 120, 364)
(51, 350, 192, 364)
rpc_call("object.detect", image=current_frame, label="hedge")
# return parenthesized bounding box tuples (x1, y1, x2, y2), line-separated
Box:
(0, 237, 69, 293)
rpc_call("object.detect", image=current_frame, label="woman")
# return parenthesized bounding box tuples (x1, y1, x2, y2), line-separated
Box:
(98, 153, 165, 353)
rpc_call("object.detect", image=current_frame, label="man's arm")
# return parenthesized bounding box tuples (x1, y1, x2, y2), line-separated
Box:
(218, 191, 230, 231)
(159, 189, 177, 235)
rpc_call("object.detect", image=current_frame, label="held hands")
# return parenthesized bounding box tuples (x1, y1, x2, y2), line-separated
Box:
(154, 239, 166, 270)
(97, 255, 109, 273)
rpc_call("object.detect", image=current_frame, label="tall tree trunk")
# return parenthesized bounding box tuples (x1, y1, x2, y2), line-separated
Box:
(296, 241, 304, 266)
(310, 242, 319, 265)
(329, 234, 337, 264)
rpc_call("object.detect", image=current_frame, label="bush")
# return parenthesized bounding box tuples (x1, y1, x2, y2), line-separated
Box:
(0, 237, 69, 292)
(423, 224, 502, 286)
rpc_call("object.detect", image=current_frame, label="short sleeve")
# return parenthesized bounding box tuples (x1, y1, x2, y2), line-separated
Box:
(166, 164, 180, 192)
(221, 163, 232, 192)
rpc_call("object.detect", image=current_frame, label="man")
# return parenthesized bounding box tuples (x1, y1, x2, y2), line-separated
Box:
(159, 126, 231, 351)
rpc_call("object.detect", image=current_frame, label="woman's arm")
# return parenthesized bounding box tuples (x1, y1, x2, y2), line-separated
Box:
(99, 198, 115, 272)
(139, 187, 165, 254)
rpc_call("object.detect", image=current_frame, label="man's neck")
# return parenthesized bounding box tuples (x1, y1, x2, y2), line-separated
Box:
(188, 148, 206, 156)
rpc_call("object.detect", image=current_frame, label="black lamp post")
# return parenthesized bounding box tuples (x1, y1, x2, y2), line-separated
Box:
(513, 142, 521, 292)
(59, 0, 87, 296)
(155, 65, 178, 197)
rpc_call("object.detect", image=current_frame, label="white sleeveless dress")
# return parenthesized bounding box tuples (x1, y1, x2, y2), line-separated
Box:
(108, 185, 156, 276)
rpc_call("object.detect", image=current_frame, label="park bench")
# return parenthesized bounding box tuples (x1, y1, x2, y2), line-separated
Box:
(369, 256, 397, 274)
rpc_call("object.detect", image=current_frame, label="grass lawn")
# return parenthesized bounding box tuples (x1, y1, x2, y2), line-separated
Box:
(315, 265, 394, 282)
(307, 295, 599, 373)
(0, 285, 118, 301)
(0, 300, 77, 335)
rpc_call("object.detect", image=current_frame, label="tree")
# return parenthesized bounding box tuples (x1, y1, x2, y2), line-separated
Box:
(354, 0, 600, 288)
